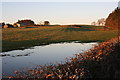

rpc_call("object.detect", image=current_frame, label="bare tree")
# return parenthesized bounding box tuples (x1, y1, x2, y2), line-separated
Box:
(100, 18, 106, 26)
(91, 21, 96, 26)
(97, 18, 106, 26)
(97, 19, 101, 26)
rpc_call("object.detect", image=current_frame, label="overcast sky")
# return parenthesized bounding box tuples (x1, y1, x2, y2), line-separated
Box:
(1, 1, 118, 25)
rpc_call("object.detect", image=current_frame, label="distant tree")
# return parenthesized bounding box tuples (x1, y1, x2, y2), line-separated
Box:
(2, 22, 5, 27)
(0, 22, 5, 28)
(97, 19, 100, 26)
(44, 21, 50, 25)
(97, 18, 106, 26)
(100, 18, 106, 26)
(91, 21, 96, 26)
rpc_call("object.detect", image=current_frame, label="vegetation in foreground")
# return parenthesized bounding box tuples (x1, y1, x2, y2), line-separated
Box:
(2, 26, 118, 52)
(3, 36, 119, 79)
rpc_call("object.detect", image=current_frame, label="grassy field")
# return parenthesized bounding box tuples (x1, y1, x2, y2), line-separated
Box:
(2, 26, 118, 52)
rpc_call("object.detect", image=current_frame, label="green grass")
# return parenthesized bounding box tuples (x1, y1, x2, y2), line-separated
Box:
(2, 26, 118, 52)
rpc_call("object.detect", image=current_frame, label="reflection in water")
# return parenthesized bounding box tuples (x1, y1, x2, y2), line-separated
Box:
(0, 52, 33, 57)
(1, 42, 98, 76)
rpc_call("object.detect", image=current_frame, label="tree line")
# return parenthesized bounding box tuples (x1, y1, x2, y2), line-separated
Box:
(91, 18, 106, 26)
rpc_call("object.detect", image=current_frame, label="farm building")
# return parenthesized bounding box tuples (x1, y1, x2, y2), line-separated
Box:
(13, 23, 21, 28)
(16, 19, 35, 27)
(3, 24, 14, 28)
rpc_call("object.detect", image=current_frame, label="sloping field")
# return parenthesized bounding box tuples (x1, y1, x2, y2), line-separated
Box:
(2, 26, 118, 52)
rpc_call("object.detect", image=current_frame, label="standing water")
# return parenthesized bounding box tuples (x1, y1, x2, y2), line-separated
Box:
(1, 42, 98, 76)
